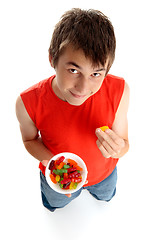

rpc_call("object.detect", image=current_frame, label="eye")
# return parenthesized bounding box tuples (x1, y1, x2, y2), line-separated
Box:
(69, 69, 79, 74)
(92, 73, 101, 77)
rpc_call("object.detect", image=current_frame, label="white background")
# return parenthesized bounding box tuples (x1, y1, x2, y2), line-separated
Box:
(0, 0, 160, 239)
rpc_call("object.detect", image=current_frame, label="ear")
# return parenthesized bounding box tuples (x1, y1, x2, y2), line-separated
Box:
(49, 54, 54, 68)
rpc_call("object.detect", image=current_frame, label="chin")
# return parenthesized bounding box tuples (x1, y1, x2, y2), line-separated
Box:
(67, 97, 88, 106)
(67, 100, 85, 106)
(65, 91, 93, 106)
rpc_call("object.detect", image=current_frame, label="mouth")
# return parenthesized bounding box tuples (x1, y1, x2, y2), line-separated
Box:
(69, 91, 87, 99)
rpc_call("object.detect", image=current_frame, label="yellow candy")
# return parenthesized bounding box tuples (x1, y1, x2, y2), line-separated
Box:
(69, 182, 75, 189)
(55, 175, 60, 182)
(100, 126, 109, 132)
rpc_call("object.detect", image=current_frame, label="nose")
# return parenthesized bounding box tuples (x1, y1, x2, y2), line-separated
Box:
(75, 76, 89, 94)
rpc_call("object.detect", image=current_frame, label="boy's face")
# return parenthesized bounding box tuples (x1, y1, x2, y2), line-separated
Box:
(52, 45, 108, 106)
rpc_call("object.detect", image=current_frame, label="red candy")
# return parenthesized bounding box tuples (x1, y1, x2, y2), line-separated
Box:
(68, 171, 81, 178)
(61, 178, 71, 185)
(63, 182, 71, 189)
(67, 167, 77, 173)
(71, 178, 82, 183)
(49, 160, 55, 170)
(55, 156, 65, 165)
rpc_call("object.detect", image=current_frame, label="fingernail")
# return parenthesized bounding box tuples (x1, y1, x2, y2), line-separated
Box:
(96, 128, 101, 133)
(106, 127, 110, 132)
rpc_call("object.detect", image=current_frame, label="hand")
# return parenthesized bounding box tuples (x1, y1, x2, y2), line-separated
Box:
(95, 128, 125, 158)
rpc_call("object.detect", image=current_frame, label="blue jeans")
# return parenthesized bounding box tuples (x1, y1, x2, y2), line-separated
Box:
(40, 167, 117, 212)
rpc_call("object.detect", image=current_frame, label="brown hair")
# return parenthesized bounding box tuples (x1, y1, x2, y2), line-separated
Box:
(49, 8, 116, 73)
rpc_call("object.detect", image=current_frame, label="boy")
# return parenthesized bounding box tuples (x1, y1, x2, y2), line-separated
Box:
(16, 8, 129, 212)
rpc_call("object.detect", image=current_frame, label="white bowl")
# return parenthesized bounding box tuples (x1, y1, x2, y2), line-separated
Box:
(45, 152, 88, 194)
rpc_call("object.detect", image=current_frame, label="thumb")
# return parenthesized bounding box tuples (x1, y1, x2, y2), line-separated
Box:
(41, 160, 49, 167)
(65, 194, 72, 198)
(85, 180, 88, 185)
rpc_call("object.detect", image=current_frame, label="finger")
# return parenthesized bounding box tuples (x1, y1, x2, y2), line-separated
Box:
(105, 129, 125, 148)
(65, 194, 71, 198)
(96, 128, 114, 145)
(96, 129, 119, 154)
(41, 160, 49, 167)
(96, 139, 111, 158)
(85, 180, 88, 185)
(96, 139, 116, 157)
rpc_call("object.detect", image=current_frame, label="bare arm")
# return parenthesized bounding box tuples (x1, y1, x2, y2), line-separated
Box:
(95, 82, 130, 158)
(16, 96, 80, 198)
(16, 96, 53, 163)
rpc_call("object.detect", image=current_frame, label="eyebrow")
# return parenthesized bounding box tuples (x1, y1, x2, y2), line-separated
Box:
(66, 61, 106, 72)
(66, 62, 81, 69)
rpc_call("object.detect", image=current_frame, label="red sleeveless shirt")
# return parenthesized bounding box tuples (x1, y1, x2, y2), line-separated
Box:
(21, 74, 125, 186)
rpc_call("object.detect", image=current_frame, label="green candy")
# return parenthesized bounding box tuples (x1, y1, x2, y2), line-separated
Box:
(52, 169, 58, 175)
(53, 169, 67, 175)
(59, 183, 63, 188)
(73, 183, 78, 189)
(59, 169, 68, 173)
(63, 164, 71, 169)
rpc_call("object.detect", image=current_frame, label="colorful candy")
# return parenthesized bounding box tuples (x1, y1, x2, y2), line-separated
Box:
(69, 182, 75, 189)
(100, 126, 109, 132)
(55, 175, 60, 182)
(49, 160, 55, 170)
(50, 174, 57, 184)
(55, 156, 65, 165)
(49, 156, 83, 190)
(71, 178, 82, 183)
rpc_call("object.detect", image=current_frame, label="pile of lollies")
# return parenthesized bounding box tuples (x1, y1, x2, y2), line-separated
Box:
(49, 156, 83, 190)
